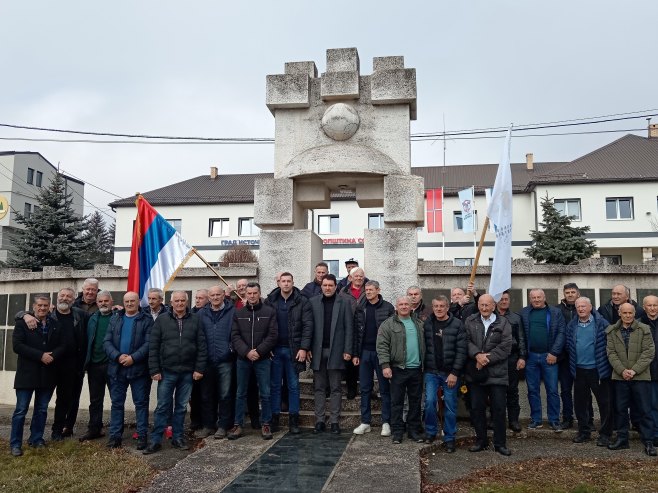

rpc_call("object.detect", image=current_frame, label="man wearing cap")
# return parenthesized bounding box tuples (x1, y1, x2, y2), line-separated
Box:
(337, 258, 360, 290)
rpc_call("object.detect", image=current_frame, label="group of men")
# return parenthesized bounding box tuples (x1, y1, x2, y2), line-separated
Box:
(9, 268, 658, 460)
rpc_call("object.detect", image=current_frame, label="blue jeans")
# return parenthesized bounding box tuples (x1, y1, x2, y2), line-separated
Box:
(359, 349, 390, 424)
(11, 388, 54, 449)
(271, 346, 300, 415)
(108, 374, 150, 440)
(235, 358, 271, 427)
(424, 372, 459, 442)
(526, 351, 560, 423)
(151, 371, 193, 445)
(652, 381, 658, 440)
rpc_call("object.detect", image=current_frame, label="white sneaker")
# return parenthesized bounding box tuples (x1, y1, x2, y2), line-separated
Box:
(353, 423, 372, 435)
(381, 423, 392, 437)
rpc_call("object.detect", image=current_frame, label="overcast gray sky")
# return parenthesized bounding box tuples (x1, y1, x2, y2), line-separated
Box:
(2, 1, 656, 220)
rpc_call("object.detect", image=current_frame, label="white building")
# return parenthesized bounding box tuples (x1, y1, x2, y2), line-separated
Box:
(111, 132, 658, 279)
(0, 152, 85, 263)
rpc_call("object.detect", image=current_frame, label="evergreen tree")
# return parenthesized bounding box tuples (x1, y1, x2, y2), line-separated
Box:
(8, 173, 94, 270)
(81, 211, 115, 266)
(524, 193, 597, 264)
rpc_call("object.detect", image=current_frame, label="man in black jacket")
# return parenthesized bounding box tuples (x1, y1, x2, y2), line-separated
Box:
(422, 295, 467, 451)
(556, 282, 580, 429)
(301, 262, 328, 299)
(641, 295, 658, 447)
(228, 282, 278, 441)
(10, 294, 70, 457)
(352, 280, 395, 437)
(265, 273, 312, 434)
(144, 291, 207, 454)
(464, 294, 513, 456)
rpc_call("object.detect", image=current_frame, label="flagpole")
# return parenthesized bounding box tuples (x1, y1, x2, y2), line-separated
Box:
(468, 216, 490, 294)
(472, 185, 477, 259)
(192, 248, 235, 288)
(441, 187, 445, 260)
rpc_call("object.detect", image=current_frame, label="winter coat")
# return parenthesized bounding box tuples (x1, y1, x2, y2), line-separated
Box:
(73, 293, 99, 314)
(265, 287, 313, 373)
(51, 307, 89, 372)
(606, 319, 655, 381)
(354, 295, 395, 357)
(520, 304, 565, 357)
(149, 309, 207, 375)
(464, 313, 513, 386)
(198, 300, 235, 365)
(338, 282, 366, 313)
(104, 310, 153, 380)
(598, 299, 645, 324)
(499, 310, 526, 359)
(566, 310, 612, 380)
(411, 300, 432, 323)
(231, 300, 278, 360)
(309, 294, 354, 371)
(376, 315, 425, 371)
(639, 313, 658, 380)
(13, 315, 71, 390)
(423, 313, 467, 376)
(300, 280, 322, 299)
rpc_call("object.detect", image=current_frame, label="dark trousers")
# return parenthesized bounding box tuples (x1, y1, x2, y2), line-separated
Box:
(506, 357, 521, 424)
(390, 367, 422, 436)
(345, 359, 359, 395)
(470, 383, 507, 448)
(200, 361, 233, 430)
(53, 364, 84, 434)
(189, 379, 203, 429)
(614, 380, 653, 442)
(313, 349, 344, 424)
(574, 369, 612, 438)
(86, 362, 109, 433)
(558, 357, 574, 421)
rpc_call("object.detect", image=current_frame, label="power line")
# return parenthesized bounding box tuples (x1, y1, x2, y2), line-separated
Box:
(57, 168, 125, 199)
(412, 128, 648, 141)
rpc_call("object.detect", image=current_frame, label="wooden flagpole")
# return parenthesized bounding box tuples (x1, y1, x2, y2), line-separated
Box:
(192, 248, 242, 300)
(467, 216, 490, 297)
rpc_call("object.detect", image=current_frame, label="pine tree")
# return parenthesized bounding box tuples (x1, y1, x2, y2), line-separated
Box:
(8, 173, 94, 270)
(80, 211, 115, 266)
(524, 193, 597, 264)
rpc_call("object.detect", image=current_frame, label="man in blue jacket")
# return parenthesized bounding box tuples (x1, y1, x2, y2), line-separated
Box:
(519, 289, 566, 432)
(566, 297, 613, 446)
(196, 285, 235, 439)
(103, 291, 153, 450)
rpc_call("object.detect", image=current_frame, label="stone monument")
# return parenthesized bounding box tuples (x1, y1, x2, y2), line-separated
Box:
(255, 47, 423, 299)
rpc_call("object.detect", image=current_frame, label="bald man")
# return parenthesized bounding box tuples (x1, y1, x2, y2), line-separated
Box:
(606, 303, 656, 455)
(640, 295, 658, 447)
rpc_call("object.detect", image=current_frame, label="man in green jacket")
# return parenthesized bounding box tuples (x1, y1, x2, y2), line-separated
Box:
(377, 296, 425, 444)
(606, 302, 656, 456)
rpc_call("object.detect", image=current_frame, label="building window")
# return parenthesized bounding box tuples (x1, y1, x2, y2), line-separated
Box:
(27, 168, 34, 185)
(166, 219, 182, 234)
(238, 217, 260, 237)
(209, 218, 229, 237)
(554, 198, 581, 221)
(368, 213, 384, 229)
(601, 255, 622, 265)
(33, 205, 40, 215)
(454, 258, 474, 266)
(325, 260, 339, 276)
(24, 202, 32, 219)
(605, 197, 633, 220)
(453, 211, 478, 231)
(318, 215, 339, 235)
(36, 171, 43, 187)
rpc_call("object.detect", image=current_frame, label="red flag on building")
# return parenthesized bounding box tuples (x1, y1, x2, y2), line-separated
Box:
(426, 188, 443, 233)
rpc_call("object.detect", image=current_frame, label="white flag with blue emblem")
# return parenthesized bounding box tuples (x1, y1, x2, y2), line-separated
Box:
(458, 187, 475, 233)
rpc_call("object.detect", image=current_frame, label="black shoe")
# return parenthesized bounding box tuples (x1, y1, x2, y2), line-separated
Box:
(392, 434, 403, 444)
(424, 435, 436, 444)
(608, 438, 629, 450)
(313, 422, 326, 434)
(653, 438, 658, 448)
(171, 438, 190, 450)
(51, 431, 64, 442)
(271, 414, 280, 433)
(444, 441, 456, 453)
(106, 438, 122, 449)
(61, 428, 73, 438)
(289, 414, 300, 435)
(79, 431, 105, 442)
(250, 419, 261, 430)
(596, 435, 610, 447)
(408, 432, 424, 443)
(469, 442, 488, 452)
(561, 419, 573, 430)
(330, 423, 341, 435)
(142, 443, 162, 455)
(136, 437, 148, 450)
(30, 440, 46, 448)
(346, 389, 357, 400)
(645, 442, 658, 456)
(572, 434, 591, 443)
(495, 445, 512, 456)
(11, 447, 23, 457)
(509, 422, 522, 433)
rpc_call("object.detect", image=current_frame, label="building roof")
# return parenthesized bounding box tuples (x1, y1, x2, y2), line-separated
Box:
(109, 133, 658, 208)
(0, 151, 85, 186)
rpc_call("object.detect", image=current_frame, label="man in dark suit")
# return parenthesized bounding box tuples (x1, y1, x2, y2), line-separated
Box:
(309, 274, 353, 434)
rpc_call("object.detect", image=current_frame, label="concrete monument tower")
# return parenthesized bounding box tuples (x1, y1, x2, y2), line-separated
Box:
(255, 47, 423, 299)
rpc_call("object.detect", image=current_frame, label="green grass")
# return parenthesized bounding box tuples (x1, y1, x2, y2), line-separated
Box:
(0, 439, 156, 493)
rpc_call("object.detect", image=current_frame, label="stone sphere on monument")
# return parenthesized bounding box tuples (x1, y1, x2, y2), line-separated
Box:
(320, 103, 360, 141)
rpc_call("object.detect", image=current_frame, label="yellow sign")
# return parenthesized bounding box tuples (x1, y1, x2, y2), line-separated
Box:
(0, 195, 8, 220)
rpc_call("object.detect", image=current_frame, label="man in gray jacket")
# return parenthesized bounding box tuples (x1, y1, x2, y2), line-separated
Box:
(309, 274, 353, 434)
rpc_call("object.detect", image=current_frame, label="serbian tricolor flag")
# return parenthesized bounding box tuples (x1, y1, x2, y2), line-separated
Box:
(127, 195, 194, 305)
